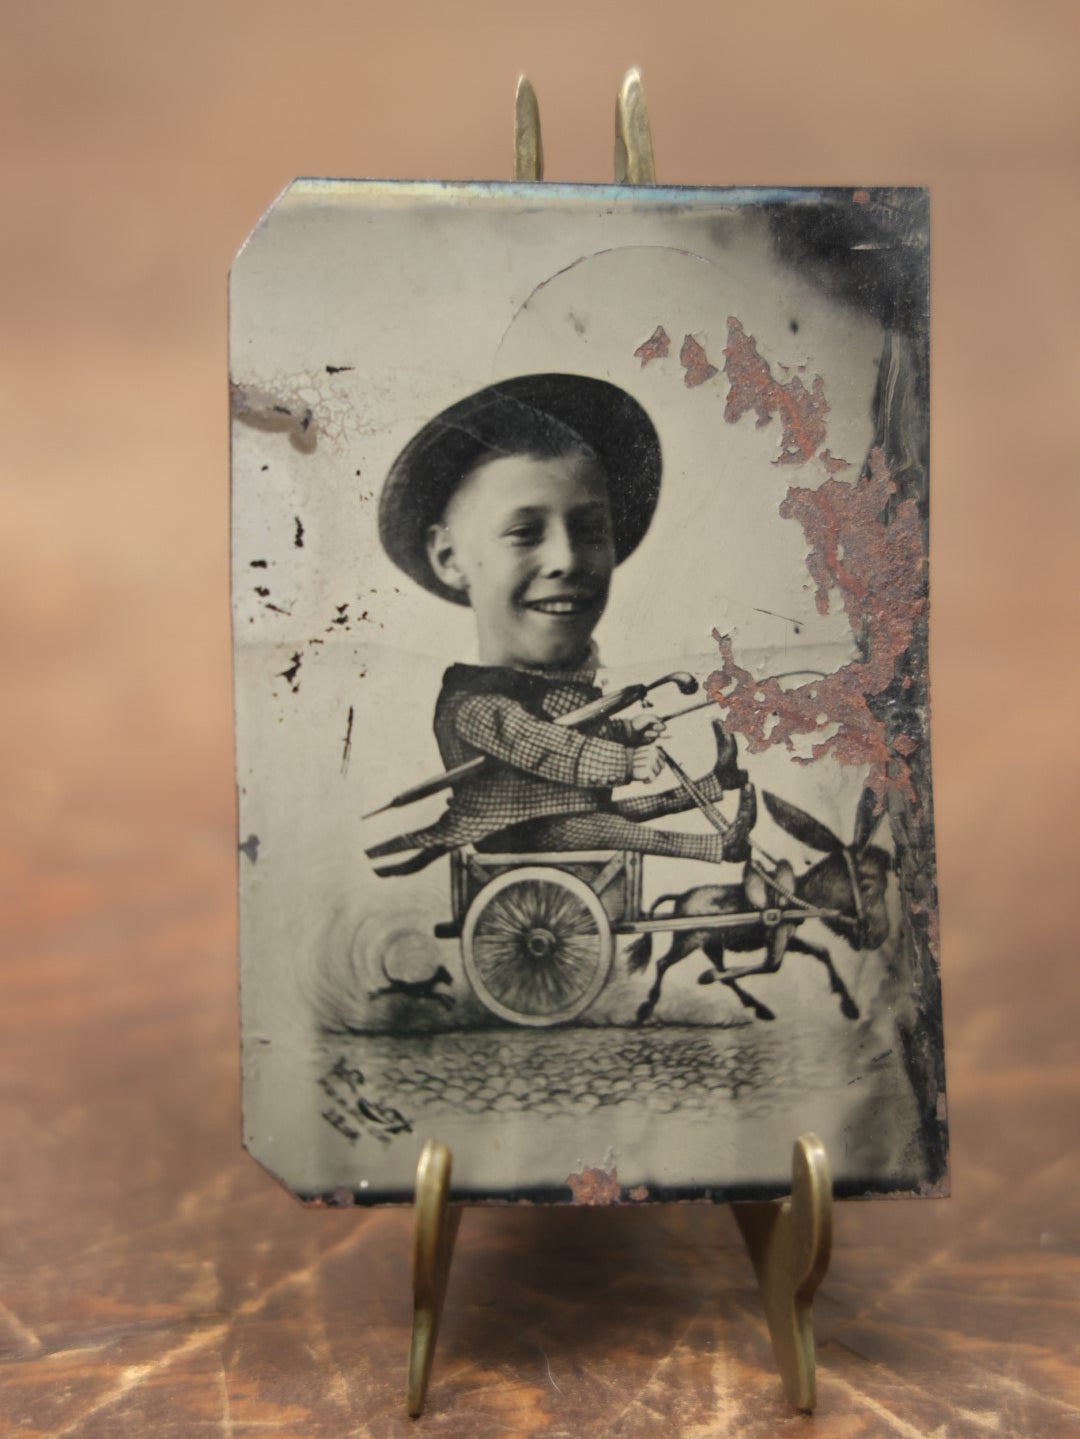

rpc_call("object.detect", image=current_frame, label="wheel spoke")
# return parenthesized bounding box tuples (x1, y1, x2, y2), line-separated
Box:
(463, 869, 614, 1024)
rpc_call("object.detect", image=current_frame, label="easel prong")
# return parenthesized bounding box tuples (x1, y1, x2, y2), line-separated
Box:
(614, 67, 656, 185)
(733, 1133, 833, 1412)
(407, 1140, 461, 1418)
(513, 75, 543, 182)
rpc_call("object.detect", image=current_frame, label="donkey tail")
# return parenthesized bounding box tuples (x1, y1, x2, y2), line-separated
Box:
(625, 894, 680, 973)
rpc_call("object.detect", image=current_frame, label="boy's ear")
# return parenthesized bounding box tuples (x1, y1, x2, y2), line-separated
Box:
(426, 523, 468, 594)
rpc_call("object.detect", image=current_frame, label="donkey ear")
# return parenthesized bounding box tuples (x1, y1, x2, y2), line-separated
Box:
(762, 792, 842, 853)
(852, 787, 884, 849)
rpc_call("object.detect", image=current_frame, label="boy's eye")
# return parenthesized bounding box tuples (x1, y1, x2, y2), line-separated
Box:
(574, 519, 611, 545)
(570, 515, 613, 547)
(504, 523, 543, 545)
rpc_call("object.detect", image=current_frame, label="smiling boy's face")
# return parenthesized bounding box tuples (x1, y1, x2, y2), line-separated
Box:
(426, 451, 615, 669)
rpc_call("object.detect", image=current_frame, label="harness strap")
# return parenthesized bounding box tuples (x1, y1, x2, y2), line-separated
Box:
(842, 846, 865, 935)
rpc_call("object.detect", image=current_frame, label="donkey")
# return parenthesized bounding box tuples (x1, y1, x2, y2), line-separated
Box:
(628, 789, 892, 1024)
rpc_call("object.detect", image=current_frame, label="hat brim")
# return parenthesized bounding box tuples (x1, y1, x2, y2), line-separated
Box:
(378, 374, 662, 604)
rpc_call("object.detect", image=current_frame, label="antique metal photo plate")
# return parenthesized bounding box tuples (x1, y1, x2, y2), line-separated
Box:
(231, 181, 945, 1204)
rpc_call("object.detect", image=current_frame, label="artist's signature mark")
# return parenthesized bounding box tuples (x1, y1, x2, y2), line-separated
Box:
(319, 1057, 412, 1144)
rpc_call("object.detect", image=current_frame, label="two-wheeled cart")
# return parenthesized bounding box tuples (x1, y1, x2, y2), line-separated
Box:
(435, 845, 812, 1026)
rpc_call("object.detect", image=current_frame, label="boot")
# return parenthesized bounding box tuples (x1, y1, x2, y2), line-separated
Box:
(712, 720, 748, 791)
(722, 784, 757, 863)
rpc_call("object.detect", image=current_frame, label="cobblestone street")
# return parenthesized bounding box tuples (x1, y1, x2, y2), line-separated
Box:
(318, 1015, 882, 1127)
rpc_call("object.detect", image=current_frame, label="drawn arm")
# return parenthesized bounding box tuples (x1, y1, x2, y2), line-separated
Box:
(454, 694, 635, 788)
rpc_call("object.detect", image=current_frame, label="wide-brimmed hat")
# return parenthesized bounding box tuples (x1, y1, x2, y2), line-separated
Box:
(378, 373, 662, 604)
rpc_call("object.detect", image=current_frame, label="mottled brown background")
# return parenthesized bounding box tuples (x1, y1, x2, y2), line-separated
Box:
(3, 2, 1078, 1435)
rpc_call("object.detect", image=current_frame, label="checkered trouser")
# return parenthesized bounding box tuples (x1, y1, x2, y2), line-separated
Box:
(478, 812, 729, 863)
(476, 770, 735, 863)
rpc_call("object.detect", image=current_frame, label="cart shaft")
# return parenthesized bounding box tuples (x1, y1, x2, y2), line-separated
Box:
(615, 910, 812, 936)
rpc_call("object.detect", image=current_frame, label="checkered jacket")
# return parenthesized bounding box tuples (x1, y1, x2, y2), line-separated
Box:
(366, 662, 638, 862)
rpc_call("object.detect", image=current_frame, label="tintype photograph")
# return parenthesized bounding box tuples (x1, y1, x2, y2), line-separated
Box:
(230, 181, 944, 1204)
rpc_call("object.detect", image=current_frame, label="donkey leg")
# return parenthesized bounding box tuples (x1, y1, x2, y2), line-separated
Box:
(635, 935, 698, 1025)
(712, 940, 787, 1020)
(724, 976, 776, 1022)
(786, 936, 860, 1019)
(698, 939, 776, 1020)
(696, 937, 726, 985)
(711, 950, 784, 985)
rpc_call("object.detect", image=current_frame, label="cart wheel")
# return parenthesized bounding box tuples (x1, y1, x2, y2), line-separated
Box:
(461, 867, 613, 1027)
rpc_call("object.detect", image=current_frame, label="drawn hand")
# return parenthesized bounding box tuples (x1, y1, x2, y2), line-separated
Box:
(632, 745, 664, 782)
(630, 713, 667, 743)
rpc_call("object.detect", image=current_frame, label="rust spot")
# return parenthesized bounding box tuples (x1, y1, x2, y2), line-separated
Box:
(634, 325, 671, 366)
(853, 188, 870, 204)
(566, 1165, 621, 1205)
(628, 1184, 649, 1202)
(723, 316, 828, 463)
(819, 448, 851, 474)
(679, 333, 718, 388)
(783, 446, 924, 625)
(706, 447, 926, 803)
(916, 1176, 950, 1198)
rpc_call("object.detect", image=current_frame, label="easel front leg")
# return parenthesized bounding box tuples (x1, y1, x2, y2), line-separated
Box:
(407, 1141, 462, 1417)
(733, 1134, 832, 1412)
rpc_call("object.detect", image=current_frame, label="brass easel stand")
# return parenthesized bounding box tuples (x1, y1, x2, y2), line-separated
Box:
(406, 72, 833, 1419)
(734, 1134, 833, 1411)
(407, 1141, 462, 1417)
(407, 1133, 833, 1417)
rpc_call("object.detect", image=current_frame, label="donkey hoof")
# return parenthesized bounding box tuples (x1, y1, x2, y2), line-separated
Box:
(711, 724, 746, 790)
(697, 969, 717, 986)
(841, 998, 860, 1020)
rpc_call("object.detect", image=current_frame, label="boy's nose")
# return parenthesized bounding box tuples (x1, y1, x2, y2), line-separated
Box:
(540, 523, 578, 576)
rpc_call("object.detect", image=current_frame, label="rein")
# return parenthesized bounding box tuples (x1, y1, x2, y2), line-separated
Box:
(656, 746, 863, 933)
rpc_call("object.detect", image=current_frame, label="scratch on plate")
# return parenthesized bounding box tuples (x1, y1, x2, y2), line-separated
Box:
(341, 706, 354, 777)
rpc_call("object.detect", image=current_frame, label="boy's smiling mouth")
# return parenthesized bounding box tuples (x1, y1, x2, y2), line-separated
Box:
(522, 593, 600, 616)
